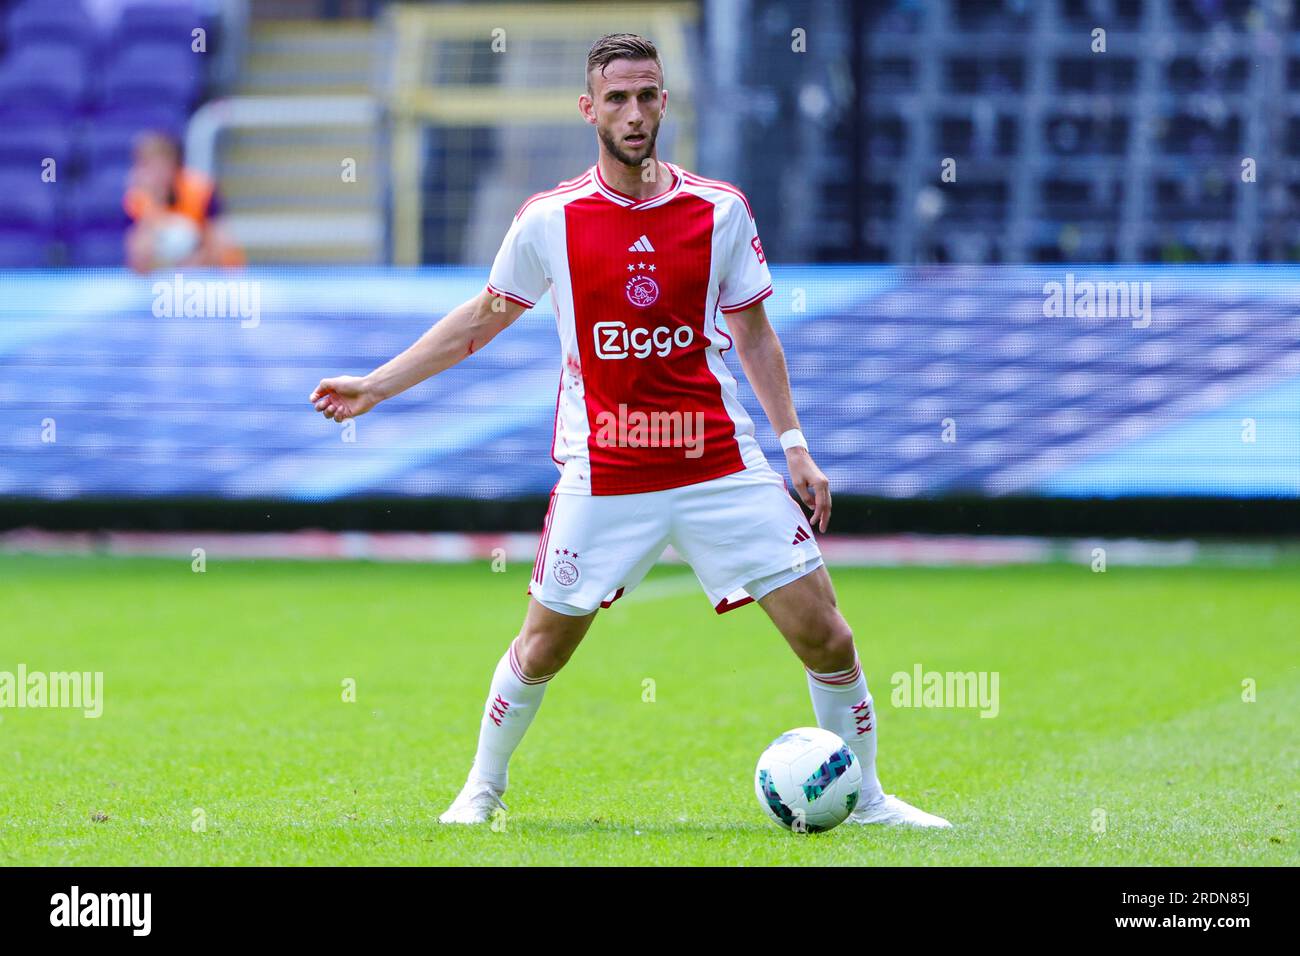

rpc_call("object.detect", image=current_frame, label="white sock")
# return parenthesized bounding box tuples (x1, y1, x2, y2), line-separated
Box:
(805, 656, 884, 805)
(468, 638, 553, 793)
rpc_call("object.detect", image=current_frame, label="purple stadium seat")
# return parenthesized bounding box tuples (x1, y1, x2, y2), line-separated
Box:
(0, 169, 58, 228)
(68, 225, 126, 267)
(81, 124, 145, 171)
(6, 0, 96, 52)
(71, 165, 131, 228)
(0, 119, 73, 170)
(0, 45, 89, 113)
(100, 43, 203, 111)
(91, 105, 188, 140)
(0, 227, 55, 267)
(115, 2, 203, 49)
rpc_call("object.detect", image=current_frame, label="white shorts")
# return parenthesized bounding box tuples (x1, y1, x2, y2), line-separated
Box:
(527, 464, 823, 616)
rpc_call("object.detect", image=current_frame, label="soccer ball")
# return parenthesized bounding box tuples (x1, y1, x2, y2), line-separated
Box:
(754, 727, 862, 833)
(153, 213, 200, 265)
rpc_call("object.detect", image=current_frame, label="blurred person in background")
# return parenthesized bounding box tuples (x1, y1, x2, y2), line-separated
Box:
(124, 132, 243, 273)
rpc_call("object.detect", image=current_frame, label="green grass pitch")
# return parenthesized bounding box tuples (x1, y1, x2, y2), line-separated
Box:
(1, 553, 1295, 866)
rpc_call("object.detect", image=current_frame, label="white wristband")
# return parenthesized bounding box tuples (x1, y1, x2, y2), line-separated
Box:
(779, 429, 808, 452)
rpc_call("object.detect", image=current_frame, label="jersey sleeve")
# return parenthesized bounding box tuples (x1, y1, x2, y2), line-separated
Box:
(716, 195, 774, 314)
(486, 207, 550, 309)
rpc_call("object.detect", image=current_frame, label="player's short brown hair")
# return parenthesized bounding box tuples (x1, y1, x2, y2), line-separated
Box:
(585, 33, 663, 94)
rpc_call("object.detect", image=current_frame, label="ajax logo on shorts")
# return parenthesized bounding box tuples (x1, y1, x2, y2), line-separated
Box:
(551, 548, 580, 587)
(594, 320, 694, 360)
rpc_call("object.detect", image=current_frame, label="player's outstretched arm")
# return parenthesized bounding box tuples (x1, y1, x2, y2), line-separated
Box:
(310, 289, 528, 422)
(726, 301, 832, 532)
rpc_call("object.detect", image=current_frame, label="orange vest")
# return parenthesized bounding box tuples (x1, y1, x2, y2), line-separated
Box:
(124, 169, 245, 267)
(124, 168, 215, 225)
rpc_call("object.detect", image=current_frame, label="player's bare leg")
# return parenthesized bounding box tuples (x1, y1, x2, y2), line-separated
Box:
(439, 598, 596, 824)
(759, 565, 952, 829)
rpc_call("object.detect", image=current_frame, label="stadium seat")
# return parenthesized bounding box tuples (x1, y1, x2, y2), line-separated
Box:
(5, 0, 97, 53)
(114, 2, 204, 49)
(70, 165, 131, 229)
(0, 169, 58, 228)
(0, 45, 89, 113)
(91, 105, 189, 141)
(0, 118, 73, 170)
(67, 225, 126, 267)
(100, 43, 203, 112)
(0, 225, 53, 266)
(80, 124, 144, 172)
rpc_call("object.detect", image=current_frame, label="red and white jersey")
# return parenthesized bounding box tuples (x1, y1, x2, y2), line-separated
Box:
(486, 161, 774, 496)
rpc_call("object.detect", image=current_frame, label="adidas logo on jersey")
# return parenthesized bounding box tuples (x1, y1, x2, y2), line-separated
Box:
(792, 526, 812, 545)
(627, 235, 655, 253)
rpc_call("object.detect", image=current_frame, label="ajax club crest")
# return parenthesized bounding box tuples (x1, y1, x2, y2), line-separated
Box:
(623, 237, 660, 308)
(551, 548, 580, 587)
(625, 275, 659, 308)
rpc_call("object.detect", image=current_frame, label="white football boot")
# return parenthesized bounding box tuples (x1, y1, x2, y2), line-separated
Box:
(848, 792, 952, 828)
(438, 776, 507, 825)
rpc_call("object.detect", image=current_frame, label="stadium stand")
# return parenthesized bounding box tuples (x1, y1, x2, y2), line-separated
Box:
(0, 0, 211, 267)
(381, 2, 696, 266)
(0, 1, 1295, 520)
(210, 17, 383, 263)
(781, 0, 1293, 264)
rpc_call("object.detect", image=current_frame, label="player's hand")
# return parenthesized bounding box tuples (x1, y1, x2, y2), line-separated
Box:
(787, 447, 831, 533)
(310, 375, 381, 422)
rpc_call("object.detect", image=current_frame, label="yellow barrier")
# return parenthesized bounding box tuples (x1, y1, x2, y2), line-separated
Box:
(384, 2, 699, 264)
